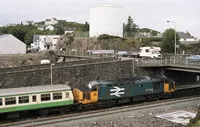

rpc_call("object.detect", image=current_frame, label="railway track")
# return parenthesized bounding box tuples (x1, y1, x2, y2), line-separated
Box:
(1, 95, 200, 127)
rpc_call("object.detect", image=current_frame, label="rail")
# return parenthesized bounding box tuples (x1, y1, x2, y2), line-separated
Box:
(1, 95, 200, 127)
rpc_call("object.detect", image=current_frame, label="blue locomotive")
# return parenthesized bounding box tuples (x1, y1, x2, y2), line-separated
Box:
(73, 76, 175, 105)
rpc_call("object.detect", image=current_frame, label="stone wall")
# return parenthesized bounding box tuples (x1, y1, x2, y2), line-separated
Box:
(0, 60, 133, 88)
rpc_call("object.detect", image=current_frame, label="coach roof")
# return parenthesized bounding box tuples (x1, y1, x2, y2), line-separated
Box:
(0, 84, 71, 97)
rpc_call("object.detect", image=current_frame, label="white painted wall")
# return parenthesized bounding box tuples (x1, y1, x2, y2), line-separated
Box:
(179, 38, 198, 44)
(38, 27, 44, 30)
(180, 38, 197, 42)
(0, 34, 26, 54)
(45, 18, 58, 25)
(46, 25, 54, 31)
(90, 5, 123, 37)
(31, 35, 60, 51)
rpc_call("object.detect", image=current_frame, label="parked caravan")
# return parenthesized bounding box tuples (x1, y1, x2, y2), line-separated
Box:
(139, 47, 162, 58)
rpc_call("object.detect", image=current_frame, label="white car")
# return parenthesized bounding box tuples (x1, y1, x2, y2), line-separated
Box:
(116, 51, 128, 57)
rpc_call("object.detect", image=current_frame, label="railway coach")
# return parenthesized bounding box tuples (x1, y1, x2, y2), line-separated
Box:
(0, 85, 74, 119)
(73, 76, 175, 106)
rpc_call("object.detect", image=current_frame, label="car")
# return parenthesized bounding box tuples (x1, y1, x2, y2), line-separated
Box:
(116, 51, 128, 57)
(127, 51, 140, 58)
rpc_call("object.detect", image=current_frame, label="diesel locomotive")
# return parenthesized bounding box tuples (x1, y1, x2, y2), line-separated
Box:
(73, 76, 175, 106)
(0, 76, 175, 119)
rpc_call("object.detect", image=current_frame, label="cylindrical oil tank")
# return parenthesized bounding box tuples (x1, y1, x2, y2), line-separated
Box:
(89, 5, 123, 37)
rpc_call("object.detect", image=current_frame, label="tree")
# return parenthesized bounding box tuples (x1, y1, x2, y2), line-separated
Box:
(55, 26, 64, 35)
(161, 28, 180, 53)
(124, 16, 138, 37)
(84, 21, 89, 31)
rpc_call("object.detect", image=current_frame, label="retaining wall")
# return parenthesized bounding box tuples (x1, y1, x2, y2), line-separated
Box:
(0, 60, 133, 88)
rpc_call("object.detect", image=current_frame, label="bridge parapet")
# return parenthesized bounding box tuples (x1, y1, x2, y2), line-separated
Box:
(56, 50, 115, 59)
(138, 56, 200, 68)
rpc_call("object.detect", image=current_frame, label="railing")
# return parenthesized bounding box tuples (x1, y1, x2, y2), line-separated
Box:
(139, 56, 200, 67)
(56, 50, 115, 59)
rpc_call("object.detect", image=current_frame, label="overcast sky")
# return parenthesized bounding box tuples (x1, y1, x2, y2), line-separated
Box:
(0, 0, 199, 37)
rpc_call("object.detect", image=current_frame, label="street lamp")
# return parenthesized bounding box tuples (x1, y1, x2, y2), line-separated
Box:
(167, 20, 177, 55)
(50, 64, 55, 85)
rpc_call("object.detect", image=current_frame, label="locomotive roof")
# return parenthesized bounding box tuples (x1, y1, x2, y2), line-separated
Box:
(89, 76, 162, 86)
(0, 84, 71, 97)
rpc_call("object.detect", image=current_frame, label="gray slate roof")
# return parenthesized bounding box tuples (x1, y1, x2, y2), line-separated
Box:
(177, 32, 194, 39)
(0, 84, 71, 97)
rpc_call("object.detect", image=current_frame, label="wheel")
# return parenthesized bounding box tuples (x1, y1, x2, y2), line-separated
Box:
(76, 104, 82, 111)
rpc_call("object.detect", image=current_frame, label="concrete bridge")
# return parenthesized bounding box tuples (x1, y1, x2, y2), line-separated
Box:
(137, 57, 200, 86)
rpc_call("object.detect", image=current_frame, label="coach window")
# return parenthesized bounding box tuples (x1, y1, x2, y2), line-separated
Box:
(66, 92, 69, 98)
(32, 95, 37, 102)
(19, 96, 29, 104)
(5, 97, 16, 105)
(0, 98, 2, 106)
(53, 93, 62, 100)
(41, 94, 51, 101)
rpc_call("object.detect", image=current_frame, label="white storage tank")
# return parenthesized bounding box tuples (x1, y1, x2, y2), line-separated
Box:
(89, 5, 123, 37)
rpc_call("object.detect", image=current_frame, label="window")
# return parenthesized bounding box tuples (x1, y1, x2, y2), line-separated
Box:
(32, 95, 37, 102)
(83, 92, 91, 100)
(66, 92, 69, 98)
(53, 93, 62, 100)
(5, 97, 16, 105)
(41, 94, 51, 101)
(19, 96, 29, 104)
(0, 98, 2, 106)
(145, 49, 150, 53)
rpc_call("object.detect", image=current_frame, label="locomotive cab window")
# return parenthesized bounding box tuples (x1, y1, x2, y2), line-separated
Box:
(53, 93, 62, 100)
(91, 86, 98, 91)
(169, 81, 174, 90)
(19, 96, 29, 104)
(0, 98, 2, 106)
(32, 95, 37, 102)
(83, 92, 91, 100)
(41, 94, 51, 101)
(5, 97, 16, 105)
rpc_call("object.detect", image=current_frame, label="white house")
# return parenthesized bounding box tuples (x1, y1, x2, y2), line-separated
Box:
(177, 32, 198, 44)
(38, 25, 54, 31)
(0, 34, 26, 54)
(31, 35, 60, 51)
(22, 21, 34, 25)
(64, 28, 76, 34)
(45, 18, 58, 25)
(45, 25, 54, 31)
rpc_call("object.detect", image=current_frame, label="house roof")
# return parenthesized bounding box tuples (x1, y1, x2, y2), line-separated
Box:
(0, 84, 71, 97)
(45, 19, 51, 21)
(45, 18, 57, 21)
(38, 25, 54, 28)
(177, 32, 194, 39)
